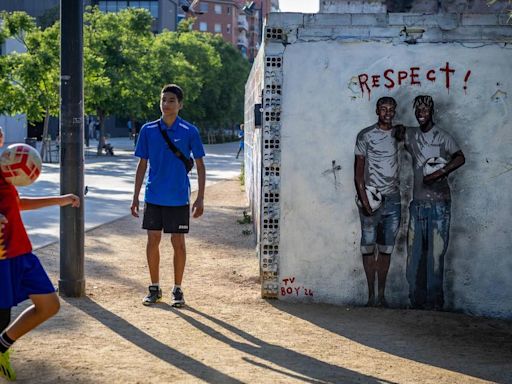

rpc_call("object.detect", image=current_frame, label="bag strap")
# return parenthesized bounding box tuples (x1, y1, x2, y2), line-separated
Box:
(158, 120, 191, 169)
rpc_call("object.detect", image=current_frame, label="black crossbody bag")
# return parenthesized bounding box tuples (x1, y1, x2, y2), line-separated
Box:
(158, 121, 194, 173)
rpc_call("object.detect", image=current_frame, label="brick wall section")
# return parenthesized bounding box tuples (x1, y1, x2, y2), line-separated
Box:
(274, 13, 512, 44)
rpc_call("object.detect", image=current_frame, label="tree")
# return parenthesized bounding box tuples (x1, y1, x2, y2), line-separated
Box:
(0, 8, 251, 153)
(158, 28, 222, 129)
(208, 35, 250, 130)
(0, 11, 60, 158)
(84, 7, 154, 154)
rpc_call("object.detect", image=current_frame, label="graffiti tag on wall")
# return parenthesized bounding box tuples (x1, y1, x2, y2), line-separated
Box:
(280, 277, 314, 297)
(357, 62, 472, 99)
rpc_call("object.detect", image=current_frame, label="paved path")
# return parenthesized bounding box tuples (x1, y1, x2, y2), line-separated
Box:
(19, 138, 242, 249)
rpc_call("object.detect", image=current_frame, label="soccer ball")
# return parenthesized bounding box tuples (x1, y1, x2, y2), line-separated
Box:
(355, 186, 383, 212)
(423, 157, 447, 177)
(0, 143, 42, 186)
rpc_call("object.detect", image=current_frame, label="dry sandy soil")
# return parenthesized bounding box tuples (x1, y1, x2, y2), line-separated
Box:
(6, 180, 512, 383)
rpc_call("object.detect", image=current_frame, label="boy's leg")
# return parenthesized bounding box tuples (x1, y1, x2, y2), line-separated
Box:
(171, 234, 186, 307)
(359, 210, 377, 306)
(376, 252, 391, 306)
(375, 194, 401, 307)
(0, 309, 10, 333)
(146, 230, 162, 285)
(171, 234, 186, 286)
(142, 230, 163, 305)
(362, 253, 376, 306)
(0, 293, 59, 380)
(407, 202, 427, 308)
(427, 202, 451, 310)
(3, 293, 59, 341)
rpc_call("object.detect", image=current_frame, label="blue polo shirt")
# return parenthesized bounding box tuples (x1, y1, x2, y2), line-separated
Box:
(135, 116, 205, 206)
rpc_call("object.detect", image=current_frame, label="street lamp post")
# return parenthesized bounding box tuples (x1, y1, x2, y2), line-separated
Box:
(59, 0, 85, 297)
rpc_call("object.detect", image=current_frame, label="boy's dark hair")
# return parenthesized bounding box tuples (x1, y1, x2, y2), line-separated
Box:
(161, 84, 184, 102)
(413, 95, 434, 112)
(376, 96, 397, 108)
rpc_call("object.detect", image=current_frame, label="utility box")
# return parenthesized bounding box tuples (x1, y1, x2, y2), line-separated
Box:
(244, 12, 512, 318)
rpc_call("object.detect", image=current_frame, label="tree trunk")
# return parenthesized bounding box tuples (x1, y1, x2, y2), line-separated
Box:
(40, 108, 50, 160)
(96, 111, 105, 156)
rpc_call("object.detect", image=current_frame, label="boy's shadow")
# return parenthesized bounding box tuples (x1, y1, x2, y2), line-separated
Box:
(63, 297, 243, 384)
(162, 305, 391, 384)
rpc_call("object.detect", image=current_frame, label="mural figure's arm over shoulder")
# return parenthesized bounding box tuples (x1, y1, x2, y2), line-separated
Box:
(423, 149, 465, 185)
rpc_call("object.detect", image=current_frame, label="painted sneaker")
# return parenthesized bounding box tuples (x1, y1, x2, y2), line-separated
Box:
(0, 350, 16, 381)
(142, 285, 162, 306)
(171, 288, 185, 308)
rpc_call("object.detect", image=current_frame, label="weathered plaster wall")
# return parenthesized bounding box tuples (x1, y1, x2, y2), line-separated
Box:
(320, 0, 512, 14)
(244, 47, 264, 250)
(249, 12, 512, 318)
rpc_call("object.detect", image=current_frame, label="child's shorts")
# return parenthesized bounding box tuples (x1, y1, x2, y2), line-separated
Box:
(0, 253, 55, 309)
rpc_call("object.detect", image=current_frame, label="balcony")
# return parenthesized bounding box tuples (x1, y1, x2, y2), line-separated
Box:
(237, 35, 249, 47)
(237, 15, 249, 31)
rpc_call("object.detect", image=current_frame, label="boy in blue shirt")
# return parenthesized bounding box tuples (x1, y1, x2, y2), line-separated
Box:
(131, 84, 206, 307)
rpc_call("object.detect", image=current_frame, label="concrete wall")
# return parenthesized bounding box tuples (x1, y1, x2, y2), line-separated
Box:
(244, 47, 264, 274)
(249, 12, 512, 318)
(320, 0, 512, 14)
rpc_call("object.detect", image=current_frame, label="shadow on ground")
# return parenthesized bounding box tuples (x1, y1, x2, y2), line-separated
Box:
(62, 297, 245, 384)
(270, 301, 512, 384)
(163, 306, 392, 384)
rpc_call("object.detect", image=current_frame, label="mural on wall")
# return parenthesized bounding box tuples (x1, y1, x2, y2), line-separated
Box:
(353, 93, 466, 310)
(280, 276, 314, 298)
(357, 62, 472, 100)
(353, 97, 402, 307)
(404, 95, 465, 310)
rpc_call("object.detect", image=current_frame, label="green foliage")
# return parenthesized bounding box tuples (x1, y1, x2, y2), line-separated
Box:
(0, 12, 59, 123)
(37, 5, 59, 29)
(0, 9, 250, 138)
(237, 210, 252, 224)
(209, 36, 251, 127)
(239, 161, 245, 186)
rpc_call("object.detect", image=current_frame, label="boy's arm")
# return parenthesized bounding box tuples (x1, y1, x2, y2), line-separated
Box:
(19, 194, 80, 211)
(393, 124, 406, 142)
(354, 155, 372, 216)
(423, 150, 465, 185)
(191, 157, 205, 218)
(131, 158, 147, 218)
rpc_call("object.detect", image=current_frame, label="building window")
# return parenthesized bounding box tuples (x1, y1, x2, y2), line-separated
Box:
(148, 1, 159, 17)
(214, 4, 222, 14)
(214, 23, 222, 33)
(226, 24, 231, 34)
(98, 1, 159, 18)
(199, 2, 208, 13)
(227, 6, 231, 14)
(199, 22, 208, 32)
(117, 1, 128, 11)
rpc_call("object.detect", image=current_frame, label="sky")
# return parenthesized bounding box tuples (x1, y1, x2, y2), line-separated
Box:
(278, 0, 319, 13)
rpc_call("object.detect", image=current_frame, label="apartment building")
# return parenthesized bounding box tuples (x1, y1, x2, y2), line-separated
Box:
(185, 0, 279, 61)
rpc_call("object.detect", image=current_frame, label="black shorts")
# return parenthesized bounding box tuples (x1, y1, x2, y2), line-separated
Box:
(142, 203, 190, 233)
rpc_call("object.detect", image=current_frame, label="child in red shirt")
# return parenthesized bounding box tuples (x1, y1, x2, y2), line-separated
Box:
(0, 161, 79, 381)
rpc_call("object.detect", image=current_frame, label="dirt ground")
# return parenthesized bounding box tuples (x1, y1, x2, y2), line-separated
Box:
(6, 179, 512, 383)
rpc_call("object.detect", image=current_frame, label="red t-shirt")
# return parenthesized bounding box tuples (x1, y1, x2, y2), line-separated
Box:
(0, 175, 32, 259)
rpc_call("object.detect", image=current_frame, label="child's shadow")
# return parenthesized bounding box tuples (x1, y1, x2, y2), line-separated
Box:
(162, 305, 389, 384)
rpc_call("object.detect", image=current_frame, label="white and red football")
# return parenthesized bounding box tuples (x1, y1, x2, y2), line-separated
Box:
(0, 143, 42, 186)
